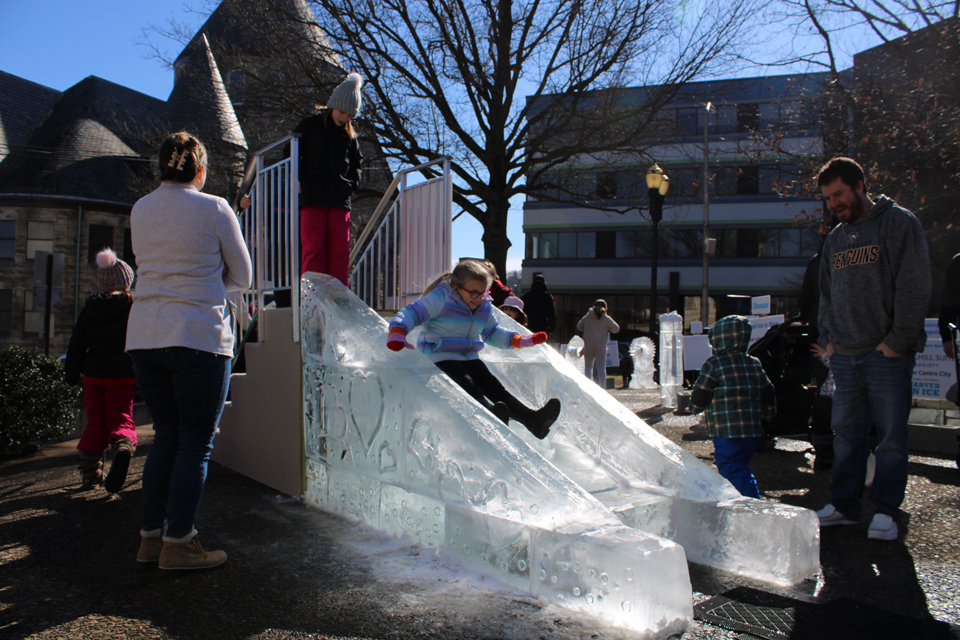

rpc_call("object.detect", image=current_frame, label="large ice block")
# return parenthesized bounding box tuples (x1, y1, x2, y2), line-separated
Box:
(300, 275, 692, 638)
(481, 313, 820, 586)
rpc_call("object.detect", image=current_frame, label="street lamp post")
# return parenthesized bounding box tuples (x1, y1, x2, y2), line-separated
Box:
(701, 102, 715, 327)
(645, 163, 670, 341)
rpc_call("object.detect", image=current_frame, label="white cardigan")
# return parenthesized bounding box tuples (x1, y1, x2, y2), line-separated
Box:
(126, 182, 252, 356)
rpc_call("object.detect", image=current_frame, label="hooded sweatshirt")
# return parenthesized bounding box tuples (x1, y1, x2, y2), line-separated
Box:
(520, 275, 556, 335)
(818, 195, 931, 356)
(690, 315, 776, 439)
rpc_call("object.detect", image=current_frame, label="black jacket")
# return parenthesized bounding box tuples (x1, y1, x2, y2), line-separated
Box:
(294, 112, 362, 210)
(64, 292, 135, 385)
(521, 276, 557, 335)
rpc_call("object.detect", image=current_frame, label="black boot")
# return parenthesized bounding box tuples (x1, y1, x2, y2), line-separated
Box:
(105, 436, 135, 494)
(491, 401, 511, 425)
(519, 398, 561, 440)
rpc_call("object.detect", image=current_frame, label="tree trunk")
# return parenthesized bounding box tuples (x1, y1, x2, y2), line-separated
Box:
(479, 201, 511, 283)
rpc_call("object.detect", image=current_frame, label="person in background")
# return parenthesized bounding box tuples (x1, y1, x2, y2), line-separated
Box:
(65, 248, 137, 494)
(387, 260, 561, 439)
(499, 296, 528, 327)
(577, 299, 620, 386)
(521, 274, 556, 342)
(814, 156, 931, 541)
(127, 131, 252, 571)
(689, 315, 777, 499)
(480, 260, 515, 307)
(293, 73, 363, 286)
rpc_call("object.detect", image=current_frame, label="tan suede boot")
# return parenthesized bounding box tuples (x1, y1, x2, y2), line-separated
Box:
(77, 451, 103, 490)
(137, 529, 164, 570)
(159, 531, 227, 572)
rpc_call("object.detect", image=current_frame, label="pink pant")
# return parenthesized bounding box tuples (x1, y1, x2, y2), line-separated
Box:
(300, 206, 350, 286)
(77, 382, 138, 454)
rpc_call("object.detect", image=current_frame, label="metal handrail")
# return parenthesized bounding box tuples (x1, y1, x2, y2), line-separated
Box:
(348, 156, 451, 269)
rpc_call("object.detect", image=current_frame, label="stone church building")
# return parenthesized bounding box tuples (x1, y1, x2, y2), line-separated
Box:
(0, 0, 387, 355)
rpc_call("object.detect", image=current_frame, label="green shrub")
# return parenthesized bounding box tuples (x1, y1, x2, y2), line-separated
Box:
(0, 346, 81, 456)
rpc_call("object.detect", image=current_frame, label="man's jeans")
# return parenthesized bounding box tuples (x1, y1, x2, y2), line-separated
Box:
(829, 349, 914, 520)
(131, 348, 231, 538)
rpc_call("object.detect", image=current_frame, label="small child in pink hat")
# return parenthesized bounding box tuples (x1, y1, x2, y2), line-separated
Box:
(499, 296, 528, 327)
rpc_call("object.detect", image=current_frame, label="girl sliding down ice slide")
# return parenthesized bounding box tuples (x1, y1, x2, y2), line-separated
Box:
(386, 260, 561, 439)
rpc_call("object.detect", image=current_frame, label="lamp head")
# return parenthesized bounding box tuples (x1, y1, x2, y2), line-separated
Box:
(658, 174, 670, 196)
(645, 163, 664, 190)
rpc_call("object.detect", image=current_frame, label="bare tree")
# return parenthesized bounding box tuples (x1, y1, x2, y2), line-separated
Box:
(247, 0, 757, 277)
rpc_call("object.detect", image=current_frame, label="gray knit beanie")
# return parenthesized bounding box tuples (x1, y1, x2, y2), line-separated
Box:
(327, 73, 363, 118)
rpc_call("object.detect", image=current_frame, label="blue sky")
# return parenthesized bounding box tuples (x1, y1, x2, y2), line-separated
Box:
(0, 0, 524, 272)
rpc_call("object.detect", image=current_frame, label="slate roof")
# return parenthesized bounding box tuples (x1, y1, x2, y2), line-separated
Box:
(0, 76, 165, 204)
(175, 0, 341, 68)
(165, 34, 247, 150)
(0, 70, 61, 163)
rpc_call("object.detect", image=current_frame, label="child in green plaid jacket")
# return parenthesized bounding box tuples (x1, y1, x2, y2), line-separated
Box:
(689, 315, 776, 498)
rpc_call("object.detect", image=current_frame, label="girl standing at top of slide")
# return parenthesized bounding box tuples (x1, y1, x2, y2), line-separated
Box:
(293, 73, 363, 285)
(386, 260, 561, 439)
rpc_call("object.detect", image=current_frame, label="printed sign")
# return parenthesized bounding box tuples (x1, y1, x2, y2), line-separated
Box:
(751, 295, 771, 316)
(606, 341, 619, 367)
(913, 338, 956, 401)
(746, 314, 785, 349)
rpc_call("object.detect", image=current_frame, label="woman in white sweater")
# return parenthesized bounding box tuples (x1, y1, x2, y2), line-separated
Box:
(577, 299, 620, 386)
(127, 132, 252, 572)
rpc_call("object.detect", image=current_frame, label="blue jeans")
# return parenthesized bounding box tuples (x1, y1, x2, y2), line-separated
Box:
(131, 348, 231, 538)
(713, 437, 760, 499)
(829, 350, 914, 520)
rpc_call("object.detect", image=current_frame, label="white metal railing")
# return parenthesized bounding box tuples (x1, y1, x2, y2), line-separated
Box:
(349, 157, 453, 310)
(230, 134, 300, 355)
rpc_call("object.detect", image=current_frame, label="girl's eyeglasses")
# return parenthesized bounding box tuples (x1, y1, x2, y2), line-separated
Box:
(460, 287, 485, 300)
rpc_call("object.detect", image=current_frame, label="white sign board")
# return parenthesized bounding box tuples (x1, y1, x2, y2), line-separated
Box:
(683, 335, 712, 371)
(746, 315, 786, 349)
(690, 321, 703, 335)
(751, 295, 771, 316)
(606, 341, 619, 367)
(913, 338, 956, 401)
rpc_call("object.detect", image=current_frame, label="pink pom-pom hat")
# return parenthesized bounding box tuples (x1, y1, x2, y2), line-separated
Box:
(96, 248, 134, 292)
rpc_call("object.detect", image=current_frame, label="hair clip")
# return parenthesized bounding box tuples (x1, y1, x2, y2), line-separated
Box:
(167, 149, 188, 171)
(175, 151, 187, 171)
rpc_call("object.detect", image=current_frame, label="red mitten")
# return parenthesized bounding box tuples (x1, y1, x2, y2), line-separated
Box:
(517, 332, 549, 349)
(532, 332, 548, 345)
(387, 328, 413, 352)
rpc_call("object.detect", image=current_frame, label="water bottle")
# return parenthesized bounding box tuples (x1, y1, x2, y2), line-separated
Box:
(658, 311, 684, 408)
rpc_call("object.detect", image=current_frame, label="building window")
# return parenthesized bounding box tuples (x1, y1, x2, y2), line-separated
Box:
(736, 166, 759, 195)
(27, 221, 53, 259)
(577, 232, 596, 259)
(557, 232, 578, 259)
(596, 231, 616, 259)
(676, 108, 699, 135)
(88, 225, 114, 262)
(0, 289, 11, 332)
(737, 103, 759, 133)
(736, 228, 760, 257)
(596, 172, 618, 199)
(0, 221, 14, 259)
(23, 290, 54, 335)
(615, 231, 636, 258)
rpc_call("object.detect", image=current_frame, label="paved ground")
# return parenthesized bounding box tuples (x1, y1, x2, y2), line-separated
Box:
(1, 388, 958, 640)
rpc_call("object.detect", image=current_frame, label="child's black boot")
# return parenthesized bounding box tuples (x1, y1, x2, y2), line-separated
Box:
(520, 398, 561, 440)
(105, 436, 135, 494)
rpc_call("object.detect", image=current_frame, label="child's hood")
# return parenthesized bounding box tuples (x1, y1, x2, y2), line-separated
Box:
(709, 315, 751, 355)
(84, 292, 133, 322)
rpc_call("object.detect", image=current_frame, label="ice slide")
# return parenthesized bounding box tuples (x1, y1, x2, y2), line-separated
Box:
(300, 275, 819, 638)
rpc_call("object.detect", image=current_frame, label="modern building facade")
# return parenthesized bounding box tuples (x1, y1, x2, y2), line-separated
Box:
(523, 73, 830, 343)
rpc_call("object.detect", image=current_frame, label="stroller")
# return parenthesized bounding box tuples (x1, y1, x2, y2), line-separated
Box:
(748, 317, 831, 462)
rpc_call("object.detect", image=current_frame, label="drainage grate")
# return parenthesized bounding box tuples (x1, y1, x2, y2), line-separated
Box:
(694, 587, 959, 640)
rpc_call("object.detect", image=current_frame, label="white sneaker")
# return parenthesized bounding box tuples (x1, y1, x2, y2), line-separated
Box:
(868, 514, 898, 540)
(816, 504, 859, 526)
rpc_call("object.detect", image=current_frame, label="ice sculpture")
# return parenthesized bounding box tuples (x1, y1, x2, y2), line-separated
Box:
(300, 275, 691, 638)
(300, 275, 819, 636)
(630, 337, 657, 389)
(564, 336, 585, 373)
(658, 312, 684, 408)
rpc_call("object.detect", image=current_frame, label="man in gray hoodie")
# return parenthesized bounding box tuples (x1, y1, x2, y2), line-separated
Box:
(814, 157, 931, 541)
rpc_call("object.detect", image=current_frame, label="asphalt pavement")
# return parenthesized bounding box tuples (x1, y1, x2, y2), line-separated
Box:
(1, 388, 957, 640)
